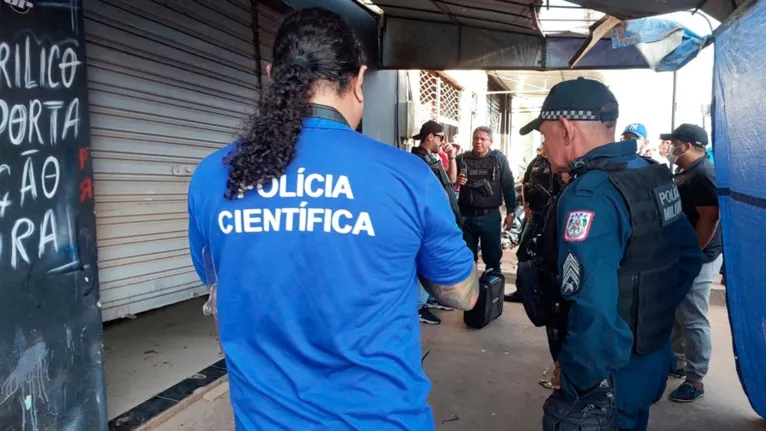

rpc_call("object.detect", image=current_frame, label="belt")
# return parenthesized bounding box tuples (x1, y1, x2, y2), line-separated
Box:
(460, 207, 499, 217)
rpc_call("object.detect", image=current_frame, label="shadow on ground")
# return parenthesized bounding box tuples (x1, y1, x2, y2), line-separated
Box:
(424, 302, 764, 431)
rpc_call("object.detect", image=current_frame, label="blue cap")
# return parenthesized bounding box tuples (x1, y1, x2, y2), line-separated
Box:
(622, 123, 647, 139)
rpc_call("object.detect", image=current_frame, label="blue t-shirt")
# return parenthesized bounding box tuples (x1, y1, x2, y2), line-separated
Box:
(187, 117, 474, 430)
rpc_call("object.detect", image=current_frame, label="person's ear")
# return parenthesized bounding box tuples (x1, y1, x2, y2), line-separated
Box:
(353, 66, 367, 103)
(559, 118, 575, 145)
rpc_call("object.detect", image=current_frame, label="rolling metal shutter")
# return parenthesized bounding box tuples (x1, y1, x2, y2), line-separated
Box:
(83, 0, 277, 321)
(487, 94, 502, 137)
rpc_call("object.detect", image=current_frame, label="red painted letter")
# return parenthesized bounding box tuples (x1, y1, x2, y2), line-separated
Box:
(80, 177, 93, 202)
(79, 148, 89, 171)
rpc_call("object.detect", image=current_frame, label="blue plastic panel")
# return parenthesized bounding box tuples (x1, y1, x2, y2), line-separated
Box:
(713, 0, 766, 419)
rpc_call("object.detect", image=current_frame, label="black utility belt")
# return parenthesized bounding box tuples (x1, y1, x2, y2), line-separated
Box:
(460, 207, 499, 217)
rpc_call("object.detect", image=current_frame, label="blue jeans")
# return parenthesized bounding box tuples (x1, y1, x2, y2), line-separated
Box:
(417, 282, 430, 309)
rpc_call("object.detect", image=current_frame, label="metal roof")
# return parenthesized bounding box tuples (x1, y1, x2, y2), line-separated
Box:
(371, 0, 543, 35)
(490, 70, 605, 94)
(366, 0, 744, 32)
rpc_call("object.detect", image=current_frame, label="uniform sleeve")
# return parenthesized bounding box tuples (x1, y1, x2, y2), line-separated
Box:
(187, 182, 207, 285)
(498, 153, 517, 210)
(417, 176, 474, 285)
(556, 185, 634, 399)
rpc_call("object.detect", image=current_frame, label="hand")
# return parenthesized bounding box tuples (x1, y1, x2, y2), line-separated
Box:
(443, 142, 456, 158)
(458, 174, 467, 186)
(504, 214, 514, 230)
(524, 207, 532, 220)
(552, 361, 561, 389)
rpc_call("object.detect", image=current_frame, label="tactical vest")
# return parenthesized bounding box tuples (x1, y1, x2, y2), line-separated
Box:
(411, 147, 463, 227)
(544, 157, 685, 356)
(458, 151, 504, 209)
(525, 156, 556, 216)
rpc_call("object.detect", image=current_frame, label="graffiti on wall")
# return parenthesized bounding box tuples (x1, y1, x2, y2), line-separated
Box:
(0, 1, 106, 430)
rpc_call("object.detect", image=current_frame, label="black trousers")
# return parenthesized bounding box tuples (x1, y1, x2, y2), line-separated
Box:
(461, 210, 502, 271)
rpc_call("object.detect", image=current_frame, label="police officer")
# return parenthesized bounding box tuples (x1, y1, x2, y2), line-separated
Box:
(521, 143, 562, 249)
(506, 143, 560, 303)
(411, 120, 463, 324)
(517, 78, 702, 431)
(456, 126, 516, 271)
(186, 8, 479, 430)
(411, 120, 462, 227)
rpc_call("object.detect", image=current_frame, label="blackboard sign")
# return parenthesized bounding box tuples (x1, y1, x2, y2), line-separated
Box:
(0, 1, 106, 430)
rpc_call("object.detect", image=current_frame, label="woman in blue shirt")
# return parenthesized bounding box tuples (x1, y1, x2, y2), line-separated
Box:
(187, 7, 478, 431)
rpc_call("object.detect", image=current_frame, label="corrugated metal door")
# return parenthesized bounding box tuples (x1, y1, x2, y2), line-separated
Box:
(83, 0, 284, 321)
(487, 94, 502, 137)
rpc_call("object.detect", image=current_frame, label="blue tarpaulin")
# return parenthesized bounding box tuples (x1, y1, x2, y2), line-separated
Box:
(612, 18, 712, 72)
(713, 0, 766, 419)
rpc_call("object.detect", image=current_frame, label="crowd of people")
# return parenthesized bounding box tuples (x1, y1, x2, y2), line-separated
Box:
(185, 7, 723, 431)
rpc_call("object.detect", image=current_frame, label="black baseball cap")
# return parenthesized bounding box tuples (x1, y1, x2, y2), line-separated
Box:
(413, 120, 445, 140)
(660, 123, 708, 147)
(520, 77, 619, 136)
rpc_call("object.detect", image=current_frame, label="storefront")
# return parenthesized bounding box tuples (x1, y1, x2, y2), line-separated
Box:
(83, 0, 289, 321)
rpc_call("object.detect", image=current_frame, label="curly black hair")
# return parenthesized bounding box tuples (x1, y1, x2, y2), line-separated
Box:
(223, 7, 366, 199)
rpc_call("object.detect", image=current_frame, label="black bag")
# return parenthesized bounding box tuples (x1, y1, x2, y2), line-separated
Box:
(463, 269, 505, 329)
(515, 260, 549, 327)
(542, 380, 618, 431)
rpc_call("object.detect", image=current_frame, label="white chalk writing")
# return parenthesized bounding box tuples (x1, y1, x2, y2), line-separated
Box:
(0, 32, 81, 271)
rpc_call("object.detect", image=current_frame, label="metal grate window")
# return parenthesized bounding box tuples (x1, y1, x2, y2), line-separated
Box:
(487, 95, 502, 135)
(419, 71, 462, 126)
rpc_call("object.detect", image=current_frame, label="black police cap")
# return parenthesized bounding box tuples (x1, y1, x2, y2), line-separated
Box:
(520, 77, 619, 136)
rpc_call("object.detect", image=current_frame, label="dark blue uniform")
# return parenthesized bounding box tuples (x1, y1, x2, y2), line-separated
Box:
(556, 141, 702, 430)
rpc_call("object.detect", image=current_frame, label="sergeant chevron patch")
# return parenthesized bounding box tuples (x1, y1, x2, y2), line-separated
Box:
(561, 252, 581, 296)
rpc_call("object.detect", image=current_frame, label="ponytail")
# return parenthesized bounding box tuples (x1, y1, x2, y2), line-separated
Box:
(224, 64, 314, 199)
(223, 7, 366, 200)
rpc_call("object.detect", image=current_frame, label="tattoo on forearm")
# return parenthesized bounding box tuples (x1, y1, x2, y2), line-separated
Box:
(420, 265, 480, 311)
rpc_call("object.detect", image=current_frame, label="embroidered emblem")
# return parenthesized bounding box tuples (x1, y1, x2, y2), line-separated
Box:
(563, 210, 594, 242)
(561, 252, 582, 296)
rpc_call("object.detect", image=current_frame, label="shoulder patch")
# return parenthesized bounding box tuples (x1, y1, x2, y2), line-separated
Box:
(563, 210, 594, 242)
(652, 181, 683, 226)
(561, 252, 582, 297)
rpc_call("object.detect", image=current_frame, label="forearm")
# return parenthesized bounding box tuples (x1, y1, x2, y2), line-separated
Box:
(419, 264, 480, 311)
(448, 158, 457, 184)
(695, 217, 719, 249)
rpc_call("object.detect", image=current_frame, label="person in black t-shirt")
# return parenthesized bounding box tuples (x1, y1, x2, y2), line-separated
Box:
(662, 124, 723, 403)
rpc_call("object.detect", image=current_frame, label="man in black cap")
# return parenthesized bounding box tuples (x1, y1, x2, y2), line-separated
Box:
(411, 120, 462, 325)
(661, 124, 723, 403)
(513, 78, 702, 431)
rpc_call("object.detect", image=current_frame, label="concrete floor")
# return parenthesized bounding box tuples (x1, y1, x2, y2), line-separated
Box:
(103, 297, 223, 419)
(153, 302, 765, 431)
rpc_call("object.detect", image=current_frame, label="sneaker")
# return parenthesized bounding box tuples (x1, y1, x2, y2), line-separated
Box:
(425, 299, 453, 311)
(419, 307, 441, 325)
(669, 382, 705, 403)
